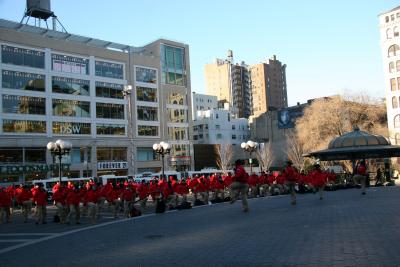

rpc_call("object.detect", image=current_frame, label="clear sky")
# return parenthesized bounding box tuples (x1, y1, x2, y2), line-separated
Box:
(0, 0, 398, 105)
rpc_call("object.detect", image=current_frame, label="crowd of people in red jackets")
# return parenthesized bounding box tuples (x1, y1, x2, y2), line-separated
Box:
(0, 161, 340, 225)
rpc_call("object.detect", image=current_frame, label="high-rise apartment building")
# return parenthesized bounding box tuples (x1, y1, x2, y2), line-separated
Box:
(379, 6, 400, 144)
(0, 18, 192, 183)
(204, 51, 252, 118)
(250, 55, 288, 117)
(191, 92, 218, 120)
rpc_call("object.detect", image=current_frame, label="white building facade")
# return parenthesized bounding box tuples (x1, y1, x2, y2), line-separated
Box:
(379, 6, 400, 144)
(191, 92, 218, 120)
(192, 109, 250, 145)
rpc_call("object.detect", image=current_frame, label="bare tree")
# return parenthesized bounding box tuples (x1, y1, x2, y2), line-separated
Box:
(256, 142, 275, 172)
(215, 143, 233, 175)
(285, 132, 306, 171)
(296, 94, 387, 154)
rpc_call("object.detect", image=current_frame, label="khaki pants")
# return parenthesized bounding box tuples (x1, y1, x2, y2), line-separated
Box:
(66, 204, 80, 224)
(21, 200, 32, 222)
(111, 199, 122, 218)
(55, 202, 66, 223)
(98, 197, 106, 212)
(36, 205, 46, 224)
(318, 186, 324, 199)
(354, 174, 366, 194)
(87, 202, 98, 223)
(0, 206, 11, 223)
(287, 182, 297, 204)
(230, 182, 249, 211)
(123, 200, 132, 218)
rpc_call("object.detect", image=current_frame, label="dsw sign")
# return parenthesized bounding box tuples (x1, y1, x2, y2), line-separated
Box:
(60, 124, 82, 134)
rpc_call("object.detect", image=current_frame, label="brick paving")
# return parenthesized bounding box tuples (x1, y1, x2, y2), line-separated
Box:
(2, 186, 400, 267)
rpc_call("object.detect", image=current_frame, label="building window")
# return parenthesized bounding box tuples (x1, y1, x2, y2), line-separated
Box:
(168, 93, 185, 105)
(3, 119, 46, 133)
(171, 144, 189, 157)
(136, 67, 156, 84)
(52, 76, 90, 96)
(2, 95, 45, 115)
(161, 45, 185, 86)
(216, 125, 220, 130)
(52, 54, 89, 75)
(395, 115, 400, 128)
(168, 108, 187, 123)
(392, 14, 395, 21)
(398, 77, 400, 90)
(391, 78, 397, 91)
(397, 61, 400, 72)
(136, 86, 157, 102)
(388, 44, 400, 57)
(53, 99, 90, 117)
(96, 124, 125, 135)
(0, 148, 23, 163)
(387, 28, 393, 39)
(53, 122, 91, 135)
(168, 127, 187, 140)
(216, 114, 219, 119)
(95, 61, 123, 79)
(1, 45, 44, 69)
(97, 147, 127, 161)
(386, 16, 390, 23)
(393, 96, 398, 109)
(137, 106, 158, 121)
(232, 125, 236, 130)
(138, 125, 158, 136)
(232, 134, 236, 140)
(137, 147, 157, 161)
(193, 135, 198, 140)
(216, 133, 222, 139)
(25, 148, 46, 163)
(96, 103, 124, 119)
(2, 70, 45, 91)
(95, 82, 124, 99)
(395, 27, 399, 37)
(390, 62, 395, 73)
(396, 133, 400, 145)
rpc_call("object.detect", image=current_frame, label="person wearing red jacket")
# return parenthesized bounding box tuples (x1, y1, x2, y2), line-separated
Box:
(310, 164, 328, 200)
(32, 183, 48, 224)
(16, 185, 32, 223)
(284, 161, 299, 205)
(122, 186, 135, 218)
(85, 185, 99, 224)
(230, 160, 249, 212)
(107, 185, 122, 219)
(0, 186, 12, 223)
(66, 187, 81, 225)
(137, 180, 149, 209)
(355, 160, 367, 195)
(149, 179, 159, 202)
(52, 185, 67, 223)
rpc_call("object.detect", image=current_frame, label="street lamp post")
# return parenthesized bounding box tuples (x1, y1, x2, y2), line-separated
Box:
(123, 85, 134, 176)
(241, 140, 258, 173)
(47, 140, 72, 184)
(153, 142, 171, 180)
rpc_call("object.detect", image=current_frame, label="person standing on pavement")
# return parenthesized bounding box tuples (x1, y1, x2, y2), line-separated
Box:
(284, 160, 299, 205)
(230, 160, 249, 212)
(16, 185, 33, 223)
(66, 187, 81, 225)
(52, 184, 67, 223)
(32, 183, 48, 225)
(85, 185, 99, 224)
(0, 186, 12, 223)
(310, 164, 327, 200)
(355, 160, 367, 195)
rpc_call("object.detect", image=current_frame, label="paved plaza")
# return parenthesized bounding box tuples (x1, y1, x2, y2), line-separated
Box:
(1, 186, 400, 267)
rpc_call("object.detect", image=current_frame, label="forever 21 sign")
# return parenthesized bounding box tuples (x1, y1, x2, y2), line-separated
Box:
(97, 162, 128, 170)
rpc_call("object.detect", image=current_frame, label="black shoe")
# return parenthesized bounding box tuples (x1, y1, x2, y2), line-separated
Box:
(362, 192, 366, 195)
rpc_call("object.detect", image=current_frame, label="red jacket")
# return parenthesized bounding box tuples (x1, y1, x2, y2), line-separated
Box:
(248, 174, 259, 186)
(233, 165, 248, 183)
(66, 191, 80, 206)
(284, 166, 298, 182)
(122, 188, 134, 201)
(52, 188, 66, 205)
(85, 190, 99, 204)
(0, 190, 12, 207)
(16, 188, 32, 204)
(33, 188, 47, 206)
